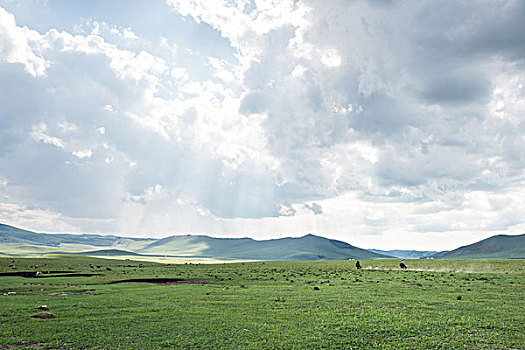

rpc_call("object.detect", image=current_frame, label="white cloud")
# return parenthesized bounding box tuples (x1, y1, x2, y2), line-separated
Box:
(72, 149, 93, 159)
(30, 123, 65, 149)
(318, 48, 341, 68)
(0, 7, 48, 76)
(0, 2, 524, 250)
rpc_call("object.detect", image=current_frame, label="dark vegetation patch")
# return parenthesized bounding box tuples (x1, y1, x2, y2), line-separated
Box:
(108, 278, 214, 285)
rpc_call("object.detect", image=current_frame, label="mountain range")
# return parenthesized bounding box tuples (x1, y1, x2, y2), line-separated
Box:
(1, 223, 524, 260)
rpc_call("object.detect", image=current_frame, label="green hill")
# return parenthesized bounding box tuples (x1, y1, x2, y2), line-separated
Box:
(139, 234, 387, 260)
(433, 234, 525, 259)
(0, 223, 150, 247)
(0, 223, 386, 260)
(0, 223, 63, 247)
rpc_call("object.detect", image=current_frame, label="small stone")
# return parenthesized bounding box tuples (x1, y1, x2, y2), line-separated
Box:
(32, 312, 54, 319)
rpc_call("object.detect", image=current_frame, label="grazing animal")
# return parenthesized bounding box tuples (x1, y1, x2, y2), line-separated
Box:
(355, 260, 362, 269)
(400, 260, 407, 269)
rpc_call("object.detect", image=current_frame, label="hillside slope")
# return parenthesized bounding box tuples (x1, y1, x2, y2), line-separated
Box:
(433, 234, 525, 259)
(139, 234, 388, 260)
(0, 223, 386, 260)
(0, 223, 154, 255)
(0, 223, 151, 247)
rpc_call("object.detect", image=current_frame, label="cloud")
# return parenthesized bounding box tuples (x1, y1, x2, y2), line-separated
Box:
(0, 5, 281, 222)
(305, 202, 322, 215)
(0, 7, 48, 76)
(29, 122, 65, 149)
(0, 1, 524, 250)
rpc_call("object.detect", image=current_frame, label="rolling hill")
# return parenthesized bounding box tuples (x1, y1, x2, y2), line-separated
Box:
(431, 234, 525, 259)
(0, 223, 386, 260)
(0, 223, 152, 247)
(137, 234, 387, 260)
(3, 223, 523, 260)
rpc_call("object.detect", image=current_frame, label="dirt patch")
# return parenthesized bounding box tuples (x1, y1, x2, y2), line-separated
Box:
(1, 342, 45, 349)
(408, 283, 424, 287)
(296, 281, 352, 286)
(1, 342, 91, 349)
(108, 278, 213, 285)
(12, 282, 87, 286)
(47, 289, 100, 296)
(0, 271, 101, 278)
(37, 273, 101, 278)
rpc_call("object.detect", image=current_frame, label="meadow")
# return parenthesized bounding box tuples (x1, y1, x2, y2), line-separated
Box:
(0, 257, 523, 349)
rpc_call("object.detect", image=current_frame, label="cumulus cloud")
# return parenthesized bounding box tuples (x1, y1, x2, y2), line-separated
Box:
(0, 7, 48, 76)
(0, 1, 524, 250)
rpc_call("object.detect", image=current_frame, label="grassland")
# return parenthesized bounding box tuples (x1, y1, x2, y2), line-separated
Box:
(0, 257, 523, 349)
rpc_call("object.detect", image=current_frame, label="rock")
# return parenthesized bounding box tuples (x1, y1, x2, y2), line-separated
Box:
(32, 312, 54, 319)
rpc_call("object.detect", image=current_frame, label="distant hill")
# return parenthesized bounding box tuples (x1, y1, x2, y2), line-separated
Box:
(0, 223, 387, 260)
(1, 223, 64, 247)
(369, 249, 439, 259)
(432, 234, 525, 259)
(6, 222, 521, 260)
(138, 234, 388, 260)
(0, 223, 151, 247)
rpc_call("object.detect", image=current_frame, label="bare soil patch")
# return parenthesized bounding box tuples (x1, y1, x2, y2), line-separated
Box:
(0, 271, 101, 278)
(108, 278, 213, 285)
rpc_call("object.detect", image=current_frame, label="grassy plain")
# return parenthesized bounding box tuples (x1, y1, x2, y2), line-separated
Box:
(0, 257, 523, 349)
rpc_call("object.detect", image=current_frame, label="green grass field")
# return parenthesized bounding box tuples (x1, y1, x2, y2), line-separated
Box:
(1, 257, 523, 349)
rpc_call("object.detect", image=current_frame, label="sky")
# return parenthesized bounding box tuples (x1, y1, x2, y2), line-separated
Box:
(0, 0, 524, 251)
